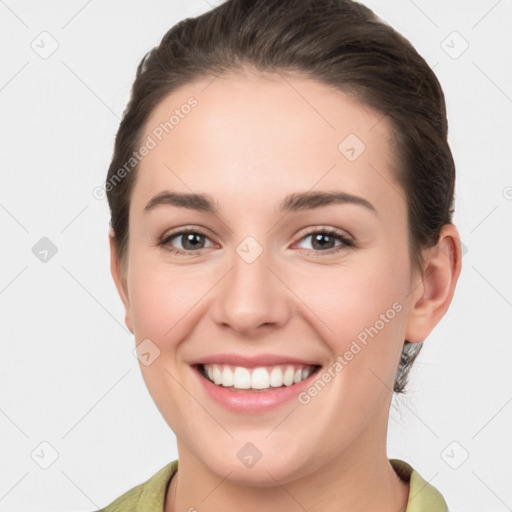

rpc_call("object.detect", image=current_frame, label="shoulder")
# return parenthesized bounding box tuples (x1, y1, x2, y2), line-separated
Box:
(390, 458, 449, 512)
(94, 459, 178, 512)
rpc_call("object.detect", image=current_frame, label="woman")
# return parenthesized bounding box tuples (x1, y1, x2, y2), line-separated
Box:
(100, 0, 462, 510)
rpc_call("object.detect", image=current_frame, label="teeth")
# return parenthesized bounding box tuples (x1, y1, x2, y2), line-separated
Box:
(283, 366, 295, 386)
(233, 367, 251, 389)
(202, 363, 317, 390)
(251, 368, 269, 389)
(222, 366, 234, 387)
(212, 365, 222, 385)
(270, 367, 283, 387)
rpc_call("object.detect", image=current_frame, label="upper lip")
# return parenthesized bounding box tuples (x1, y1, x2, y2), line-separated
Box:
(189, 353, 322, 368)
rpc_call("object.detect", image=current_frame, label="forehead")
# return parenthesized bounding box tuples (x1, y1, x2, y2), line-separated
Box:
(132, 71, 402, 218)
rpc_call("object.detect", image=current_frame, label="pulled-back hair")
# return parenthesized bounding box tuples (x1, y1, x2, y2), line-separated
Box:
(106, 0, 456, 393)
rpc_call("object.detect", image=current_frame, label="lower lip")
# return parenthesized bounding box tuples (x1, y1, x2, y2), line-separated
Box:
(193, 365, 320, 413)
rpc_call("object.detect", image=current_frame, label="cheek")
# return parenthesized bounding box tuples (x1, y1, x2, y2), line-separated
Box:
(288, 261, 407, 433)
(289, 250, 409, 393)
(125, 261, 211, 432)
(127, 255, 206, 342)
(296, 256, 407, 341)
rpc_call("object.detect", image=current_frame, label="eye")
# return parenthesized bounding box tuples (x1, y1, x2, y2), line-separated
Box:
(158, 227, 354, 255)
(294, 228, 354, 253)
(159, 229, 215, 255)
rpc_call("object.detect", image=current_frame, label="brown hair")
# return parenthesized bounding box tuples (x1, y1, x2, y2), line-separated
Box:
(106, 0, 456, 394)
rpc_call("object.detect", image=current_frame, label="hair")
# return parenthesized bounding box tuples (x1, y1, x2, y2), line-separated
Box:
(105, 0, 456, 394)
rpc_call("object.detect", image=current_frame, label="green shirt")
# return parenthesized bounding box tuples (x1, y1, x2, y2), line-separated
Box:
(97, 458, 448, 511)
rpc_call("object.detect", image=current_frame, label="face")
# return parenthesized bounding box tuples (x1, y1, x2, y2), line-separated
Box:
(112, 71, 425, 486)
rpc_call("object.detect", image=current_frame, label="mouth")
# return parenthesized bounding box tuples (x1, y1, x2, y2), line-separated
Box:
(195, 363, 322, 392)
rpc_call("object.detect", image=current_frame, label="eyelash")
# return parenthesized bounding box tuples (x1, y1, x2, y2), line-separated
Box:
(158, 227, 354, 256)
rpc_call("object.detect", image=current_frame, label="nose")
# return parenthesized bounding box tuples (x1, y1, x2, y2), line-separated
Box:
(211, 244, 291, 336)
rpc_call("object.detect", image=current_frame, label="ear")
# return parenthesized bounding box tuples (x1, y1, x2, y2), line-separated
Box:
(109, 229, 133, 334)
(405, 223, 462, 343)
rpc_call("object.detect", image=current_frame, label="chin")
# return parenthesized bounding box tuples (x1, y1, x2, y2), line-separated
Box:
(199, 443, 316, 488)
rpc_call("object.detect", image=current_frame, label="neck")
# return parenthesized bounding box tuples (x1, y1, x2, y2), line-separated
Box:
(165, 416, 409, 512)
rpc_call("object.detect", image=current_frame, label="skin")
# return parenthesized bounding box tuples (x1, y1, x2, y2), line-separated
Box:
(109, 71, 462, 512)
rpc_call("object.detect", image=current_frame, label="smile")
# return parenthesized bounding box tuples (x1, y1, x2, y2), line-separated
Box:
(199, 363, 321, 391)
(190, 353, 323, 412)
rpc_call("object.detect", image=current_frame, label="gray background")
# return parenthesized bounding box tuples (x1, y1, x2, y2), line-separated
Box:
(1, 0, 511, 511)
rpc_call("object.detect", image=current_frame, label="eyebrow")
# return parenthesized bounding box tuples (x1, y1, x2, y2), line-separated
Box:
(143, 190, 377, 216)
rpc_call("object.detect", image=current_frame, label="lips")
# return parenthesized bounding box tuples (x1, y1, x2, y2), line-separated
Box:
(188, 352, 323, 411)
(189, 353, 322, 392)
(189, 353, 322, 368)
(192, 361, 322, 413)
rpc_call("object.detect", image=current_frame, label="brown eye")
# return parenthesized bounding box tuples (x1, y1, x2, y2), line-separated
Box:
(295, 229, 354, 253)
(160, 230, 214, 254)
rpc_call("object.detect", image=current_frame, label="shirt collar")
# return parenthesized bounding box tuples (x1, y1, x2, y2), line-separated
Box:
(132, 458, 448, 512)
